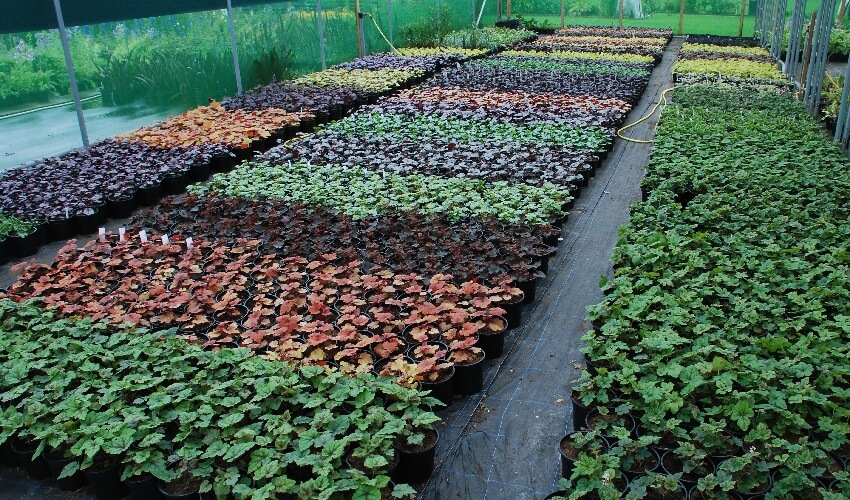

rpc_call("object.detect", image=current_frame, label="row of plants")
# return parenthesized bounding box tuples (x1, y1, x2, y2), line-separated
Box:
(502, 48, 655, 65)
(475, 56, 652, 77)
(441, 27, 538, 50)
(265, 131, 593, 190)
(374, 86, 633, 129)
(0, 298, 440, 499)
(117, 101, 308, 150)
(0, 139, 232, 255)
(188, 161, 569, 225)
(427, 64, 651, 104)
(292, 68, 426, 95)
(322, 110, 612, 153)
(559, 26, 675, 39)
(4, 235, 523, 389)
(126, 196, 560, 285)
(556, 43, 850, 498)
(672, 42, 784, 81)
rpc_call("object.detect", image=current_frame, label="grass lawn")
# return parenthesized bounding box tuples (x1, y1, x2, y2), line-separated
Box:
(528, 13, 757, 37)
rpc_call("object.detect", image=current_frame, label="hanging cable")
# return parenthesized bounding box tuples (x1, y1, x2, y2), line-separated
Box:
(616, 87, 674, 144)
(363, 13, 402, 55)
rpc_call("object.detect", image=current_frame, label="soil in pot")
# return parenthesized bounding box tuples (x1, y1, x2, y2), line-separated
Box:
(392, 427, 439, 484)
(584, 409, 636, 444)
(621, 447, 660, 480)
(347, 449, 399, 478)
(731, 467, 773, 498)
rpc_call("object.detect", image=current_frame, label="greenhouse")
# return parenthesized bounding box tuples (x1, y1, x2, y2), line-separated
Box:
(0, 0, 849, 499)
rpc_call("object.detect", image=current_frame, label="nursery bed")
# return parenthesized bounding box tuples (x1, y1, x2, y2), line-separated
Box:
(418, 38, 681, 500)
(0, 36, 680, 500)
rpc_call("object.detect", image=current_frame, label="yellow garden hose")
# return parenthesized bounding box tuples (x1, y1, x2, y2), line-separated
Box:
(617, 86, 674, 144)
(364, 13, 402, 55)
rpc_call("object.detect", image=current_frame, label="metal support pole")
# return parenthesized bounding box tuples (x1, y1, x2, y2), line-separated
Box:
(839, 0, 848, 29)
(355, 0, 365, 58)
(739, 0, 747, 37)
(770, 0, 786, 59)
(561, 0, 566, 28)
(620, 0, 625, 28)
(52, 0, 89, 148)
(476, 0, 487, 27)
(803, 0, 836, 113)
(678, 0, 685, 35)
(785, 0, 806, 77)
(834, 56, 850, 144)
(386, 0, 393, 45)
(317, 0, 326, 69)
(225, 0, 243, 96)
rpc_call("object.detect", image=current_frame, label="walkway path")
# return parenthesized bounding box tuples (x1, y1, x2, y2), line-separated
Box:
(420, 37, 683, 500)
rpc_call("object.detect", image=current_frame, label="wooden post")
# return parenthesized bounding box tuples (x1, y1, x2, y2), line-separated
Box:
(497, 0, 502, 21)
(739, 0, 747, 37)
(507, 0, 512, 19)
(839, 0, 847, 28)
(619, 0, 624, 28)
(355, 0, 364, 58)
(678, 0, 685, 35)
(800, 11, 816, 95)
(561, 0, 566, 28)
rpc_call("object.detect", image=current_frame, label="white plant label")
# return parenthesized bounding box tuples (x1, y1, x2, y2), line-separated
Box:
(162, 235, 170, 245)
(140, 230, 148, 243)
(186, 237, 194, 250)
(119, 228, 126, 242)
(98, 228, 106, 242)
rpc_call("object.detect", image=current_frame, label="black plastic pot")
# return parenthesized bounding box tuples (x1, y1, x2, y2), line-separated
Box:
(232, 146, 252, 163)
(84, 463, 130, 500)
(9, 228, 41, 257)
(330, 106, 342, 120)
(124, 472, 163, 499)
(10, 437, 51, 480)
(0, 437, 18, 466)
(661, 450, 715, 488)
(285, 123, 299, 140)
(190, 161, 212, 182)
(421, 365, 455, 406)
(73, 209, 100, 236)
(161, 172, 189, 196)
(250, 137, 268, 154)
(559, 432, 582, 478)
(452, 353, 485, 395)
(478, 319, 508, 359)
(517, 277, 537, 304)
(137, 184, 162, 207)
(47, 216, 74, 242)
(211, 153, 235, 173)
(107, 193, 137, 220)
(45, 453, 88, 491)
(571, 392, 592, 431)
(392, 427, 438, 484)
(502, 296, 524, 330)
(299, 118, 315, 133)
